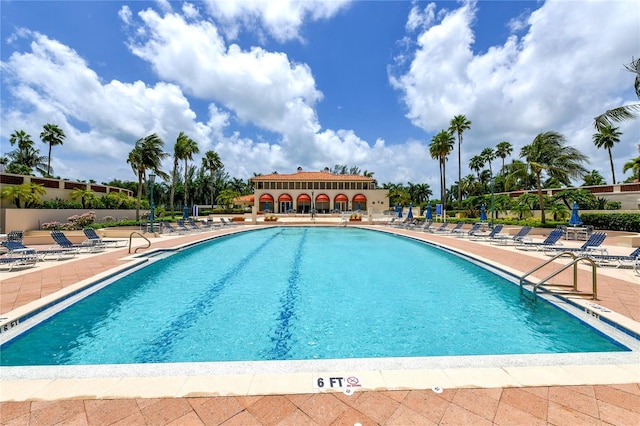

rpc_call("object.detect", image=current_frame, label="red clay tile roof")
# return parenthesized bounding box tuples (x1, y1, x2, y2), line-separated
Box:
(251, 171, 374, 182)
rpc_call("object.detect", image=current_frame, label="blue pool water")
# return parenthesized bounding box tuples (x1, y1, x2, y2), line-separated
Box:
(0, 227, 625, 366)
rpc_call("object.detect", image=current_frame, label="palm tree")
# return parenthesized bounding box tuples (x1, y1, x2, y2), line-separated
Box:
(127, 133, 169, 220)
(40, 123, 66, 176)
(495, 141, 513, 175)
(594, 57, 640, 130)
(480, 147, 495, 177)
(623, 156, 640, 181)
(175, 133, 199, 207)
(6, 144, 49, 176)
(9, 130, 34, 157)
(170, 132, 194, 214)
(429, 130, 455, 209)
(449, 115, 472, 208)
(469, 155, 484, 179)
(202, 150, 223, 209)
(592, 125, 622, 184)
(519, 131, 589, 224)
(582, 170, 606, 186)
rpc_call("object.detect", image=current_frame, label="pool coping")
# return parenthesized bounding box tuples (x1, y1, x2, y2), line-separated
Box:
(1, 225, 639, 402)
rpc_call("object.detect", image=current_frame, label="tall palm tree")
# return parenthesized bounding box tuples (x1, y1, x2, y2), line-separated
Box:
(592, 125, 622, 184)
(480, 147, 495, 177)
(429, 130, 455, 209)
(40, 123, 66, 176)
(176, 133, 199, 207)
(519, 131, 589, 224)
(449, 115, 472, 208)
(127, 133, 169, 220)
(623, 156, 640, 181)
(170, 132, 191, 214)
(495, 141, 513, 175)
(469, 155, 484, 179)
(202, 150, 223, 209)
(9, 130, 34, 157)
(594, 57, 640, 129)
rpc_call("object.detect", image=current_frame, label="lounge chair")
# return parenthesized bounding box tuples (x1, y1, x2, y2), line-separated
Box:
(419, 221, 434, 232)
(177, 220, 198, 233)
(490, 226, 533, 245)
(0, 252, 38, 271)
(588, 247, 640, 268)
(50, 230, 105, 253)
(542, 232, 607, 257)
(443, 222, 465, 235)
(515, 229, 565, 251)
(6, 230, 24, 243)
(220, 217, 240, 226)
(428, 222, 449, 233)
(453, 222, 482, 238)
(83, 228, 127, 248)
(469, 224, 504, 241)
(2, 240, 78, 261)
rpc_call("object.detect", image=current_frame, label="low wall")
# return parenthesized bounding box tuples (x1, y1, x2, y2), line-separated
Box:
(1, 209, 138, 233)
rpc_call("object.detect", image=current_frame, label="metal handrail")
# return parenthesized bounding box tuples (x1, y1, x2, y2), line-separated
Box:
(520, 251, 598, 300)
(128, 232, 151, 254)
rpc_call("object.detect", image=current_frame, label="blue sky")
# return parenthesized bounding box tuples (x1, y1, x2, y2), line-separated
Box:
(1, 0, 638, 197)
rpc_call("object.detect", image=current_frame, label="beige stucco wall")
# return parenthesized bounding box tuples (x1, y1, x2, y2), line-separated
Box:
(1, 209, 137, 233)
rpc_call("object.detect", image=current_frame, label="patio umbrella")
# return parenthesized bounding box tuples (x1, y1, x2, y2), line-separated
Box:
(569, 202, 582, 226)
(426, 202, 432, 221)
(480, 204, 487, 221)
(407, 203, 413, 219)
(182, 205, 189, 219)
(397, 204, 402, 218)
(356, 202, 361, 211)
(264, 202, 270, 212)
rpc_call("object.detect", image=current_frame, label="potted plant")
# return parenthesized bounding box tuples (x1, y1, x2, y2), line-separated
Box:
(349, 213, 362, 222)
(264, 215, 278, 222)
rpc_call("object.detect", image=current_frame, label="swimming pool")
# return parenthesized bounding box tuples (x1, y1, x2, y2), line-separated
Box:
(0, 227, 628, 366)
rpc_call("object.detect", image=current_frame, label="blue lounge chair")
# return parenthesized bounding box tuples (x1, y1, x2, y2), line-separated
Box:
(2, 240, 77, 261)
(490, 226, 533, 245)
(543, 232, 607, 257)
(469, 224, 504, 241)
(428, 222, 449, 233)
(444, 222, 465, 235)
(83, 228, 127, 247)
(0, 252, 38, 271)
(51, 230, 105, 253)
(588, 247, 640, 268)
(177, 220, 198, 233)
(515, 229, 564, 251)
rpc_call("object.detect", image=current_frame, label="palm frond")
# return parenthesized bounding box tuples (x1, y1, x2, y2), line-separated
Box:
(594, 103, 640, 130)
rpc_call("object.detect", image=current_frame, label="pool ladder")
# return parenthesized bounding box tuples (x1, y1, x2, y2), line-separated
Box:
(519, 252, 598, 301)
(128, 231, 151, 254)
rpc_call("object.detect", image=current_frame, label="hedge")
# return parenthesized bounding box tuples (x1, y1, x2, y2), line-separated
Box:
(581, 213, 640, 232)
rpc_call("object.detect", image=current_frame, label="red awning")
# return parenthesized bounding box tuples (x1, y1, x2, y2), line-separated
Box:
(259, 194, 274, 202)
(353, 194, 367, 202)
(297, 194, 311, 202)
(334, 194, 348, 202)
(279, 194, 292, 202)
(316, 194, 329, 202)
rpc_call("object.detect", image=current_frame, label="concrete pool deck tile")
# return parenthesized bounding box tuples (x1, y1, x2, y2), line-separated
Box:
(441, 367, 522, 388)
(0, 379, 55, 401)
(559, 364, 640, 385)
(178, 374, 255, 397)
(28, 377, 122, 401)
(106, 376, 189, 399)
(247, 372, 318, 396)
(500, 365, 573, 387)
(379, 368, 453, 390)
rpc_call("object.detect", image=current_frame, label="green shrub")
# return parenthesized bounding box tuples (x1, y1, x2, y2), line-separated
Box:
(580, 212, 640, 232)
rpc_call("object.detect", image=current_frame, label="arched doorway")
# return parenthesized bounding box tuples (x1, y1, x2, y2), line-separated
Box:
(297, 193, 311, 213)
(353, 194, 367, 211)
(315, 194, 330, 213)
(259, 194, 274, 212)
(334, 194, 348, 212)
(278, 194, 293, 213)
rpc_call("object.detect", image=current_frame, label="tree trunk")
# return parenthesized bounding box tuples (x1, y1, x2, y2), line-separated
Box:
(536, 172, 545, 224)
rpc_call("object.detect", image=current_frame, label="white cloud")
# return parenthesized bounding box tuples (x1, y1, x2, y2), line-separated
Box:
(201, 0, 351, 42)
(0, 30, 227, 182)
(391, 0, 640, 186)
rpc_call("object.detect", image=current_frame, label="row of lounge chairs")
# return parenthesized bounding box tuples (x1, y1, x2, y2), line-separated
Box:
(162, 218, 242, 234)
(1, 229, 129, 272)
(414, 222, 638, 270)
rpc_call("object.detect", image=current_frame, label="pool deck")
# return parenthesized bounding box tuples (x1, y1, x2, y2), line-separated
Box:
(1, 221, 639, 425)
